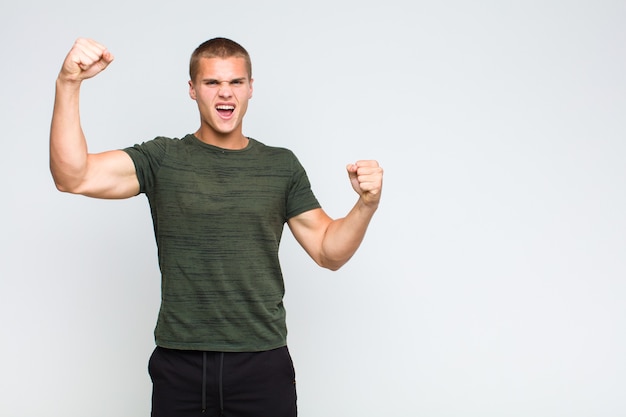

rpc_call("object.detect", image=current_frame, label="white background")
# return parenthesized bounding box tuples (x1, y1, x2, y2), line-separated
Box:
(1, 1, 625, 416)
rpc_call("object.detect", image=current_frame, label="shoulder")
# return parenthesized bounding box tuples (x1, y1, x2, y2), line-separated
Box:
(125, 135, 180, 151)
(122, 136, 190, 173)
(125, 135, 193, 157)
(249, 138, 299, 160)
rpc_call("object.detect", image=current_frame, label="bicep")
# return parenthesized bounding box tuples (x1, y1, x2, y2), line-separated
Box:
(287, 208, 333, 264)
(80, 150, 140, 199)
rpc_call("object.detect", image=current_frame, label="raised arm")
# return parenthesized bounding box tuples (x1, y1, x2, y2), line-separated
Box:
(50, 38, 139, 199)
(288, 160, 383, 271)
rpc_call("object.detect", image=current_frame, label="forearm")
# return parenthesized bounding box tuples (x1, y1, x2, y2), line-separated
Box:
(49, 79, 89, 192)
(320, 198, 379, 270)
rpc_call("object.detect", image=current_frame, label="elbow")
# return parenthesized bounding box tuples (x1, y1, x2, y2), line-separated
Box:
(322, 263, 343, 272)
(52, 177, 70, 193)
(53, 180, 90, 195)
(50, 157, 88, 194)
(318, 255, 352, 272)
(50, 170, 81, 194)
(315, 245, 356, 271)
(54, 182, 76, 194)
(52, 176, 69, 193)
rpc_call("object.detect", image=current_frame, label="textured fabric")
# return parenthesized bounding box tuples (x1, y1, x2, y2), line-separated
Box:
(148, 346, 298, 417)
(124, 135, 320, 351)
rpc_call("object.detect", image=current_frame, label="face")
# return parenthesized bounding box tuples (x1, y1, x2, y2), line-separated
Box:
(189, 57, 253, 139)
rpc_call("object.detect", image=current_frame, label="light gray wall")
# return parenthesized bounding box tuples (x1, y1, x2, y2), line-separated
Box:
(1, 1, 625, 416)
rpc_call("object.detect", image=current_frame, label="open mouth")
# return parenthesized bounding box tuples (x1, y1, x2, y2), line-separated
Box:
(216, 105, 235, 117)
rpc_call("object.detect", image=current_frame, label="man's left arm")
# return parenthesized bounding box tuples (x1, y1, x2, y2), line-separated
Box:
(288, 160, 383, 271)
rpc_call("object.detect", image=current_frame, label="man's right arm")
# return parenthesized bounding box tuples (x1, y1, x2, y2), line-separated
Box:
(50, 38, 139, 199)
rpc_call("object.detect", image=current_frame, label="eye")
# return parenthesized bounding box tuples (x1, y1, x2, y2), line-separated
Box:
(204, 80, 219, 86)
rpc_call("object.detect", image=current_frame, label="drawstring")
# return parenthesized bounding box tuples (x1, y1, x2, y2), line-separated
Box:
(219, 352, 225, 415)
(202, 352, 207, 413)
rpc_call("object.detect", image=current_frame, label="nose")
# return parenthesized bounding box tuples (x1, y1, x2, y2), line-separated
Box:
(218, 82, 232, 98)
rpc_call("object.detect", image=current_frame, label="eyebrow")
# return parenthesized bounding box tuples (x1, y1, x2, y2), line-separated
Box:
(202, 77, 248, 83)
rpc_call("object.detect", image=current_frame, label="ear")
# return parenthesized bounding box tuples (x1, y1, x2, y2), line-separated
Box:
(188, 80, 197, 100)
(248, 78, 254, 99)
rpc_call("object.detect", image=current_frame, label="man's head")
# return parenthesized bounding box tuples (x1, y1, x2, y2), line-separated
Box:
(189, 37, 252, 82)
(188, 38, 254, 144)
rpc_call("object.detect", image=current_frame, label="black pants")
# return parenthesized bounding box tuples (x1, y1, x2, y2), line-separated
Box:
(148, 346, 298, 417)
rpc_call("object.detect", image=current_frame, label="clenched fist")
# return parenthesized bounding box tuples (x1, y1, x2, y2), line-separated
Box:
(346, 160, 383, 206)
(59, 38, 114, 83)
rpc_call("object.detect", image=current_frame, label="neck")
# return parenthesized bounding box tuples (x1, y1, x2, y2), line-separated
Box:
(194, 129, 249, 150)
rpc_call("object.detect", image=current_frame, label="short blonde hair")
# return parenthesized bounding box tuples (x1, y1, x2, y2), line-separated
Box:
(189, 37, 252, 82)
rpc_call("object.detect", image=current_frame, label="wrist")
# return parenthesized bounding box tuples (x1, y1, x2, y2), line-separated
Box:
(56, 74, 83, 89)
(55, 78, 83, 101)
(358, 195, 380, 211)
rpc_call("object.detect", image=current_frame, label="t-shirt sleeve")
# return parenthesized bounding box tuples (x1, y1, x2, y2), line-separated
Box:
(122, 137, 169, 194)
(285, 152, 321, 219)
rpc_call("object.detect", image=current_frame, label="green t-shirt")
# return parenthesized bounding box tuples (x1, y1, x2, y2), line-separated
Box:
(124, 134, 320, 352)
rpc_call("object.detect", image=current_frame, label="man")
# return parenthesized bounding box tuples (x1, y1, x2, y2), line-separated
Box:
(50, 37, 383, 417)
